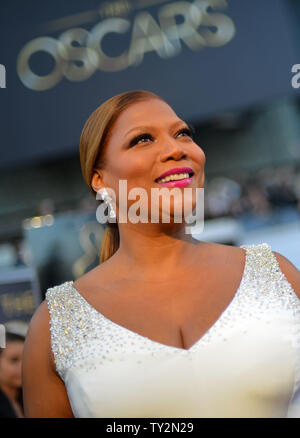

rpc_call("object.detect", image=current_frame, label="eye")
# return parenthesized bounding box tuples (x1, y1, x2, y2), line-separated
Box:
(129, 133, 153, 147)
(176, 127, 194, 139)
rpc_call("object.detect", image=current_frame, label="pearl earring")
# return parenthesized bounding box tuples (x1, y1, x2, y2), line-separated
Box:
(99, 187, 116, 219)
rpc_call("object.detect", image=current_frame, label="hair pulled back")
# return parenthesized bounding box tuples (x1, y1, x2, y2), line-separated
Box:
(79, 90, 164, 264)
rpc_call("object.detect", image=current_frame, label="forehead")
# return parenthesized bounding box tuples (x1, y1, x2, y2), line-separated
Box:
(111, 98, 180, 136)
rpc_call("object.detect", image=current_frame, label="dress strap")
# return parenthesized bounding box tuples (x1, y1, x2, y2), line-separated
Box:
(46, 280, 111, 380)
(240, 242, 296, 289)
(45, 282, 78, 380)
(239, 243, 300, 417)
(238, 242, 300, 349)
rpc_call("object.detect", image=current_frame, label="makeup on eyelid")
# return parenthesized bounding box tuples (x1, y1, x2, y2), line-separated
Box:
(129, 127, 194, 148)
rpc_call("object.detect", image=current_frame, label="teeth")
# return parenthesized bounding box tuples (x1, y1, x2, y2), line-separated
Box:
(157, 172, 190, 183)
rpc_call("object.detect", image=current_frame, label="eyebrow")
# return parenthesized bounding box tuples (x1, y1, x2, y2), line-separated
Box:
(124, 120, 190, 138)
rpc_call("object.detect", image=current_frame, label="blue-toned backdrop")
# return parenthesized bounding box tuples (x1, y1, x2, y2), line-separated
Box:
(0, 0, 298, 168)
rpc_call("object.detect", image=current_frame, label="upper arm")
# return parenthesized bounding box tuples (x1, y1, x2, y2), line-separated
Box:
(273, 251, 300, 300)
(22, 299, 74, 418)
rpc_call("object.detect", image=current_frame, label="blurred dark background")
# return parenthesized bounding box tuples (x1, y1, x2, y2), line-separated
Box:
(0, 0, 300, 323)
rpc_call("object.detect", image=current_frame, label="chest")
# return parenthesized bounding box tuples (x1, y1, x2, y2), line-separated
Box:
(65, 314, 297, 418)
(79, 268, 243, 350)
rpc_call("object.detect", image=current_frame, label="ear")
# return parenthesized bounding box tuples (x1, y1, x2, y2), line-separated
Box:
(91, 169, 105, 194)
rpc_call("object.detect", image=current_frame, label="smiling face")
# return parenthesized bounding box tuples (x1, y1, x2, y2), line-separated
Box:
(91, 97, 206, 224)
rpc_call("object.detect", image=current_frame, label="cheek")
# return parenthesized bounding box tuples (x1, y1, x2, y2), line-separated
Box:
(8, 362, 22, 382)
(0, 360, 12, 381)
(193, 146, 206, 166)
(111, 155, 151, 182)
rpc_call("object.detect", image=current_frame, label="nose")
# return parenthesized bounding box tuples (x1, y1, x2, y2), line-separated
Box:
(159, 137, 187, 162)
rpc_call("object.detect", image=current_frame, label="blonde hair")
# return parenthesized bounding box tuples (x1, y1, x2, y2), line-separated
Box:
(79, 90, 164, 264)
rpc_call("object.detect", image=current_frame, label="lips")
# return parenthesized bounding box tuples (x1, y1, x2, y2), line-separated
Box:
(155, 167, 194, 182)
(156, 176, 194, 188)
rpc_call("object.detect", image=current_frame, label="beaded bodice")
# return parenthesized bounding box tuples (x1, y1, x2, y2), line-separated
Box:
(45, 243, 300, 418)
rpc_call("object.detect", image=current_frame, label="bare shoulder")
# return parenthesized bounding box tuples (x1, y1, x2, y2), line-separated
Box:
(24, 299, 52, 359)
(196, 241, 245, 262)
(23, 299, 55, 381)
(207, 243, 300, 298)
(23, 299, 74, 417)
(272, 250, 300, 300)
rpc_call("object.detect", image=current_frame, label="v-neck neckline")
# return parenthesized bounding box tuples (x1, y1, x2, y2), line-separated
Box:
(70, 245, 249, 353)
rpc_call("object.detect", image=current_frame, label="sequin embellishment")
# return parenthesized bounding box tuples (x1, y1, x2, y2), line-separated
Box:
(45, 242, 300, 385)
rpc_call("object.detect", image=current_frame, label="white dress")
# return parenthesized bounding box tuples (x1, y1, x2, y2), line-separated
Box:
(45, 243, 300, 418)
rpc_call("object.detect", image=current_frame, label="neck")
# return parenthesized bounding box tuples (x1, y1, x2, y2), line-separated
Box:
(113, 221, 207, 279)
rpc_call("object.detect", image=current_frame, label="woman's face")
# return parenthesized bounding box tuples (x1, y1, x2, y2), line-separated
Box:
(92, 98, 206, 224)
(0, 341, 24, 389)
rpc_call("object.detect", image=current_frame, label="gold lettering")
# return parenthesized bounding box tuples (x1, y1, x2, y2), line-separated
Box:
(159, 1, 205, 53)
(17, 37, 65, 91)
(0, 290, 35, 317)
(16, 1, 236, 90)
(99, 1, 132, 19)
(193, 0, 236, 46)
(58, 28, 98, 81)
(128, 11, 176, 66)
(89, 18, 130, 72)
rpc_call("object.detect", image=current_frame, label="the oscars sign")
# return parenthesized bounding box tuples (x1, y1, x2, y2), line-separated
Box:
(16, 0, 236, 91)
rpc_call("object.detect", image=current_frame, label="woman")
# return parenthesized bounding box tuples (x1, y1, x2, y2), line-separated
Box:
(0, 331, 25, 418)
(23, 90, 300, 418)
